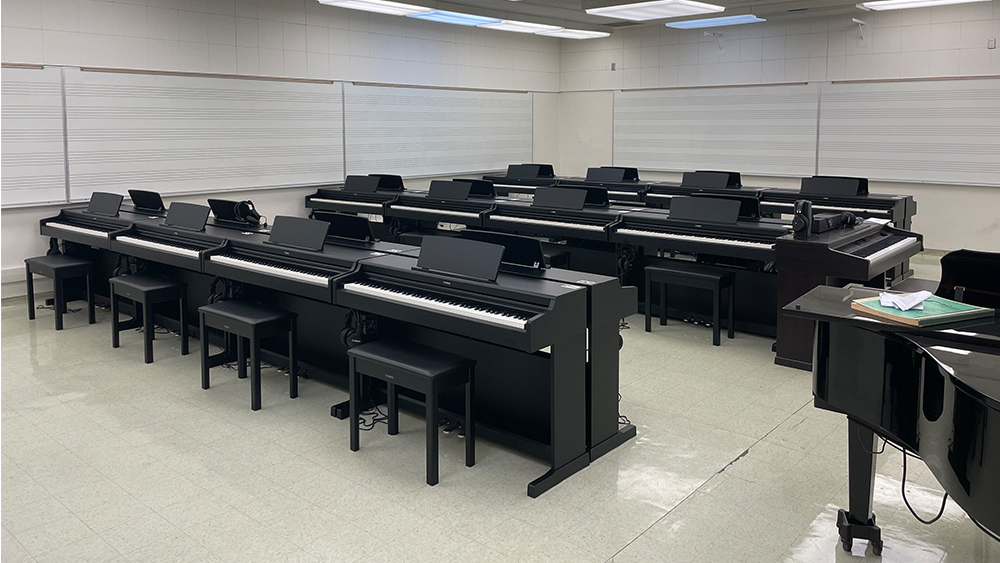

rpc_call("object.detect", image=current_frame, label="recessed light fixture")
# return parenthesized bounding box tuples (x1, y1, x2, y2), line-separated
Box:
(665, 14, 764, 28)
(585, 0, 724, 21)
(407, 10, 502, 25)
(479, 20, 563, 33)
(536, 28, 612, 39)
(318, 0, 431, 16)
(858, 0, 988, 9)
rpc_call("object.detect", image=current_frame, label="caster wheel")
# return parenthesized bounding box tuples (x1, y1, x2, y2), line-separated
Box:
(841, 538, 853, 552)
(872, 542, 883, 556)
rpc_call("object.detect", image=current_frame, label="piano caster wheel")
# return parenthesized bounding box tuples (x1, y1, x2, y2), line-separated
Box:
(872, 541, 883, 556)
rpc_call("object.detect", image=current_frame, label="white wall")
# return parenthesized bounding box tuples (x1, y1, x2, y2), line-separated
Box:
(559, 2, 999, 90)
(0, 0, 561, 91)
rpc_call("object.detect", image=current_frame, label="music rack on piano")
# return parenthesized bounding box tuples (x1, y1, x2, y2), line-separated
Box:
(306, 175, 405, 215)
(774, 219, 924, 370)
(759, 176, 916, 229)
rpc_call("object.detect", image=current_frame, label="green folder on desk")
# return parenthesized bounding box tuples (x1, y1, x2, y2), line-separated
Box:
(851, 295, 995, 327)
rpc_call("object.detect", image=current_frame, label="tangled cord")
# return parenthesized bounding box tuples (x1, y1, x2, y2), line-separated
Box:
(35, 304, 81, 313)
(618, 393, 631, 425)
(358, 404, 389, 431)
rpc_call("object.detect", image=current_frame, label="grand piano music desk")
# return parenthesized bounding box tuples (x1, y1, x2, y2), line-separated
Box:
(785, 285, 999, 553)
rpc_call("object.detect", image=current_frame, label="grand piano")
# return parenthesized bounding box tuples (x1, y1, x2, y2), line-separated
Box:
(784, 283, 999, 553)
(774, 219, 924, 369)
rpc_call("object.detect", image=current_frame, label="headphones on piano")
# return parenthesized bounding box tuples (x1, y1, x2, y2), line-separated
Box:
(235, 200, 262, 227)
(792, 199, 813, 239)
(839, 211, 859, 227)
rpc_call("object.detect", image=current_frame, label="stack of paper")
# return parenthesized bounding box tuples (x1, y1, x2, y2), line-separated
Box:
(879, 290, 933, 311)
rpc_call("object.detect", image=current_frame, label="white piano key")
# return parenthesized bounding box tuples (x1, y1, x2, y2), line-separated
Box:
(615, 228, 774, 250)
(116, 236, 200, 258)
(864, 237, 920, 264)
(343, 282, 528, 329)
(47, 223, 110, 238)
(490, 215, 606, 232)
(311, 198, 384, 210)
(210, 255, 331, 286)
(390, 205, 481, 219)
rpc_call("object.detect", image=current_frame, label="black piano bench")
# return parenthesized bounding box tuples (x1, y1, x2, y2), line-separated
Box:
(198, 300, 297, 411)
(25, 254, 96, 331)
(347, 340, 475, 486)
(644, 263, 735, 346)
(110, 273, 189, 364)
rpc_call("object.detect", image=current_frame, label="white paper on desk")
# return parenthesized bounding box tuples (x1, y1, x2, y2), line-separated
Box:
(865, 218, 892, 226)
(880, 290, 932, 311)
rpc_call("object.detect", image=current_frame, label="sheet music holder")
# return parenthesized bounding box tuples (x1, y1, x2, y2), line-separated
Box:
(414, 236, 504, 283)
(344, 175, 381, 193)
(127, 189, 165, 212)
(428, 180, 472, 201)
(266, 215, 330, 252)
(311, 211, 374, 242)
(681, 171, 741, 189)
(369, 174, 405, 191)
(532, 187, 587, 210)
(461, 229, 547, 270)
(691, 193, 760, 218)
(669, 196, 742, 224)
(207, 199, 248, 224)
(582, 186, 610, 207)
(507, 164, 554, 178)
(86, 192, 124, 217)
(586, 167, 625, 183)
(801, 176, 869, 196)
(163, 202, 210, 231)
(453, 178, 495, 198)
(600, 166, 639, 181)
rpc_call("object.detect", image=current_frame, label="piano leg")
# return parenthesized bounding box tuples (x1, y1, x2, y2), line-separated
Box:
(838, 418, 883, 556)
(237, 337, 247, 379)
(527, 332, 589, 498)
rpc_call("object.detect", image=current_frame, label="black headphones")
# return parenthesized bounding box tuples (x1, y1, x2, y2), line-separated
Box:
(792, 199, 813, 239)
(234, 200, 262, 226)
(839, 211, 859, 227)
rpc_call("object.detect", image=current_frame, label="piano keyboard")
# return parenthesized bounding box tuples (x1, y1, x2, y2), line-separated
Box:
(765, 202, 888, 216)
(490, 215, 606, 232)
(616, 228, 775, 250)
(343, 281, 529, 329)
(311, 198, 384, 210)
(116, 236, 200, 258)
(47, 223, 111, 238)
(390, 206, 480, 219)
(852, 236, 920, 264)
(209, 255, 332, 286)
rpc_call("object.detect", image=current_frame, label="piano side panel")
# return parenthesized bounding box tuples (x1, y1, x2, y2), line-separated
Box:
(815, 323, 921, 451)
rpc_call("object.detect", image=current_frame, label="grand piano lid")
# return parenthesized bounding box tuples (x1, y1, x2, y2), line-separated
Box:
(905, 335, 1000, 412)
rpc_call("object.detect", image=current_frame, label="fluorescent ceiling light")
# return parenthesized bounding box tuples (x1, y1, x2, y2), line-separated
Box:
(536, 28, 612, 39)
(585, 0, 724, 21)
(858, 0, 988, 9)
(318, 0, 431, 16)
(665, 14, 764, 28)
(479, 20, 563, 33)
(407, 10, 502, 25)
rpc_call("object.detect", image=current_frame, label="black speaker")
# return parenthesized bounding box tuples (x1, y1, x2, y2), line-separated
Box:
(234, 200, 261, 226)
(792, 199, 813, 239)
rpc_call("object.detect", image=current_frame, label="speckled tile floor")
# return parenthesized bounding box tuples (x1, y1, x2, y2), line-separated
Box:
(1, 276, 995, 562)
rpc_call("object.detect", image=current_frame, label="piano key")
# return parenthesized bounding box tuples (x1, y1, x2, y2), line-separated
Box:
(390, 205, 481, 219)
(343, 281, 528, 329)
(46, 223, 112, 238)
(615, 228, 774, 250)
(858, 237, 921, 264)
(209, 254, 331, 286)
(116, 236, 200, 258)
(310, 198, 384, 210)
(489, 215, 606, 232)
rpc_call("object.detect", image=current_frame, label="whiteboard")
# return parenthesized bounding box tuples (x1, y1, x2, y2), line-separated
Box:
(344, 84, 532, 177)
(818, 78, 1000, 186)
(63, 68, 344, 201)
(613, 84, 820, 177)
(1, 66, 67, 206)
